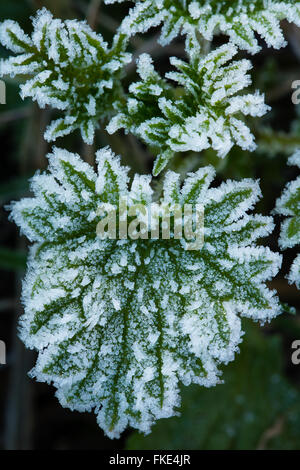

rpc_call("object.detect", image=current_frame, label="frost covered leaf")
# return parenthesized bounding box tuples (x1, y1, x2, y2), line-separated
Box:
(275, 150, 300, 288)
(0, 8, 131, 144)
(109, 0, 300, 54)
(108, 45, 270, 175)
(127, 322, 300, 450)
(11, 147, 281, 438)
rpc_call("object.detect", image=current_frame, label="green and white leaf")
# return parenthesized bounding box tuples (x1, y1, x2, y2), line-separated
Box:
(109, 0, 300, 54)
(11, 147, 282, 438)
(107, 44, 270, 175)
(127, 322, 300, 450)
(0, 8, 131, 144)
(275, 150, 300, 288)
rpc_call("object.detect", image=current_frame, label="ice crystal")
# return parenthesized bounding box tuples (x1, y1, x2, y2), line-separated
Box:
(0, 8, 131, 144)
(109, 0, 300, 54)
(127, 323, 300, 450)
(11, 147, 282, 438)
(107, 44, 269, 175)
(275, 150, 300, 288)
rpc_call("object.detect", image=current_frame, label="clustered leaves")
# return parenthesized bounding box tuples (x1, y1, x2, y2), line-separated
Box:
(1, 0, 298, 439)
(108, 44, 269, 175)
(11, 148, 281, 437)
(275, 150, 300, 288)
(110, 0, 300, 54)
(0, 8, 131, 143)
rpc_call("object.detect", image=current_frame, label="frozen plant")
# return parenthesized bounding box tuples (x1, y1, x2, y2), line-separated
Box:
(0, 8, 131, 144)
(108, 44, 269, 175)
(275, 150, 300, 289)
(0, 5, 273, 173)
(0, 1, 296, 439)
(10, 147, 282, 438)
(108, 0, 300, 54)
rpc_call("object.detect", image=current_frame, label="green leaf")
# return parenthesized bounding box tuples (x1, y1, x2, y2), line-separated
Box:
(0, 8, 131, 144)
(109, 44, 269, 175)
(115, 0, 300, 53)
(126, 321, 300, 450)
(153, 149, 174, 177)
(11, 146, 281, 439)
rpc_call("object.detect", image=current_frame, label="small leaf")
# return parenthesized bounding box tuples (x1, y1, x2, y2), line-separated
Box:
(0, 9, 131, 143)
(153, 149, 174, 177)
(110, 45, 269, 175)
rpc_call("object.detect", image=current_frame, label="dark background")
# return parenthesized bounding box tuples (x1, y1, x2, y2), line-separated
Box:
(0, 0, 299, 450)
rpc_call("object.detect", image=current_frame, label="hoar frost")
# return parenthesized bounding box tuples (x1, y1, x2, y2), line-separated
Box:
(108, 43, 269, 175)
(275, 150, 300, 288)
(0, 0, 291, 440)
(0, 8, 131, 144)
(108, 0, 300, 54)
(11, 147, 282, 438)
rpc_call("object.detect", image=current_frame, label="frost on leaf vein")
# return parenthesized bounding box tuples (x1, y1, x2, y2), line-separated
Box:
(0, 8, 131, 144)
(10, 147, 282, 438)
(108, 44, 270, 176)
(109, 0, 300, 54)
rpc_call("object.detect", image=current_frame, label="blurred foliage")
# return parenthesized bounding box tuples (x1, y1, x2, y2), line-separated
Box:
(0, 247, 26, 271)
(127, 321, 300, 450)
(0, 176, 30, 206)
